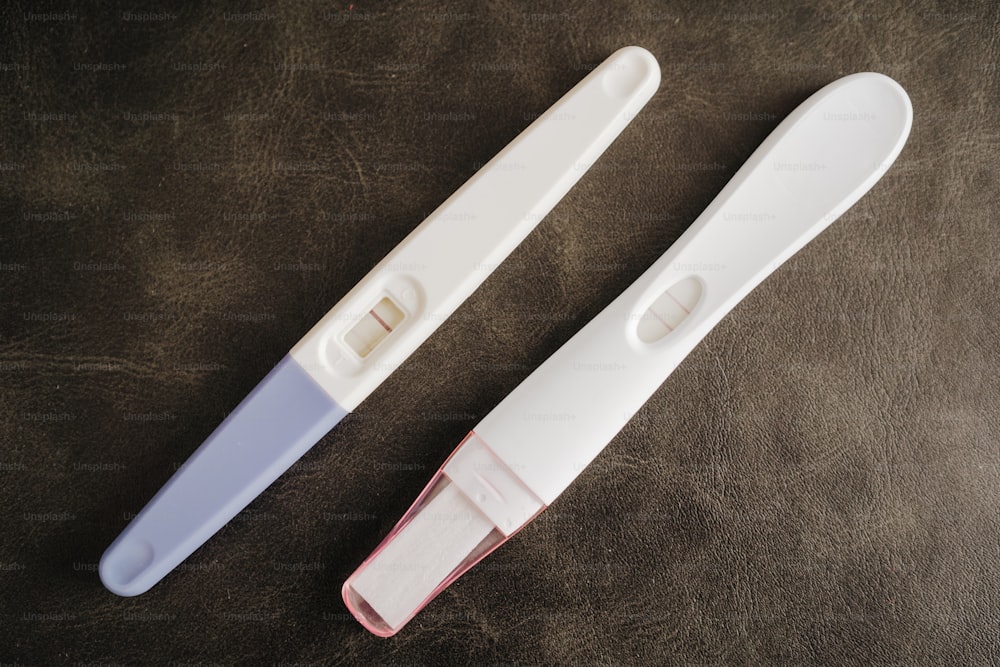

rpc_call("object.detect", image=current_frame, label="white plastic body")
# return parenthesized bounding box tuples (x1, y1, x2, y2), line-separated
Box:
(291, 46, 661, 410)
(99, 46, 659, 599)
(476, 72, 913, 505)
(343, 72, 912, 639)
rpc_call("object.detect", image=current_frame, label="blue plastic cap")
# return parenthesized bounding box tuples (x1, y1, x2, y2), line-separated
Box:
(100, 355, 347, 596)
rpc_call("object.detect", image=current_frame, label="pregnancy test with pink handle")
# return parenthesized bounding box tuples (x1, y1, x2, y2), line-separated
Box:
(343, 72, 912, 636)
(99, 46, 661, 596)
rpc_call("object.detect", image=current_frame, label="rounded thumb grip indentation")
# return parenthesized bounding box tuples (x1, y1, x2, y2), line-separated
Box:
(601, 46, 658, 98)
(99, 538, 155, 596)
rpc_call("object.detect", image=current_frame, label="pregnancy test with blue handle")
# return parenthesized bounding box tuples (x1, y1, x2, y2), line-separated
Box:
(343, 72, 912, 636)
(100, 46, 661, 596)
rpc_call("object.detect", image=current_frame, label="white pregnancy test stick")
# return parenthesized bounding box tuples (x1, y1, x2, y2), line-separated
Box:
(99, 46, 661, 597)
(343, 72, 912, 636)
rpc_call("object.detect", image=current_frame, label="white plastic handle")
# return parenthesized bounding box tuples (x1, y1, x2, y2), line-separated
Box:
(292, 46, 661, 410)
(477, 72, 913, 503)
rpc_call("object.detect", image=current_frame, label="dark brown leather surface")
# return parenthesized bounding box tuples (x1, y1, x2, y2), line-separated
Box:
(2, 1, 998, 664)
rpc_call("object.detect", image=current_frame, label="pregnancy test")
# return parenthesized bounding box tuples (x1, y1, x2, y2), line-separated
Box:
(99, 46, 661, 597)
(343, 72, 912, 636)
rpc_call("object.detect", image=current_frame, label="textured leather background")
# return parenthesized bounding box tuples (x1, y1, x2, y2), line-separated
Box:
(2, 1, 998, 664)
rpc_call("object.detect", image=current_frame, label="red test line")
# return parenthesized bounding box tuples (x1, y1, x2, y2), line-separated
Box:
(369, 309, 393, 333)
